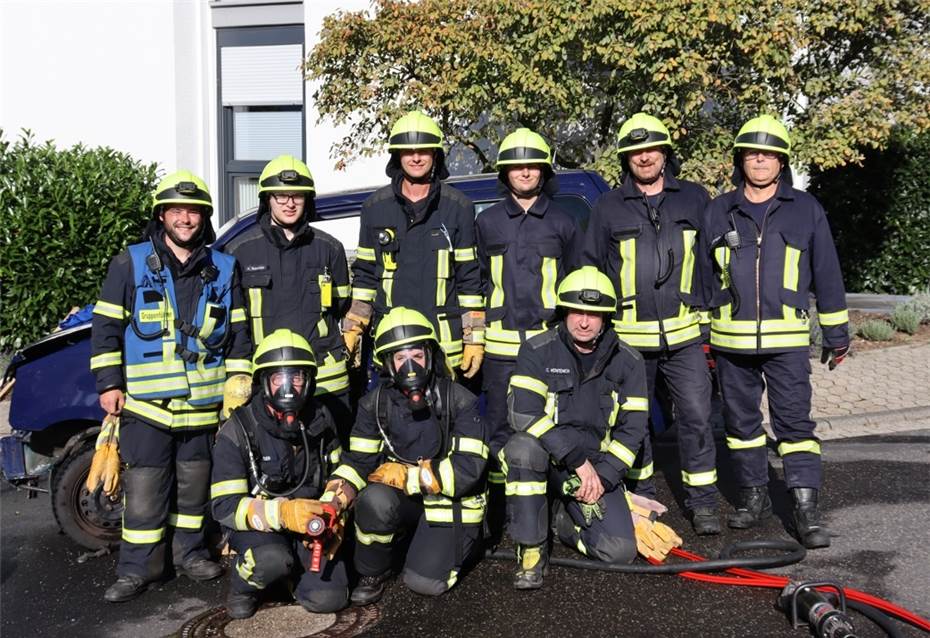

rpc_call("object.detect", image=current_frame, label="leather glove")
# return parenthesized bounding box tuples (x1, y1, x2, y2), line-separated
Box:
(86, 415, 121, 495)
(417, 459, 441, 496)
(323, 511, 346, 560)
(460, 344, 484, 379)
(821, 344, 850, 371)
(319, 478, 357, 515)
(627, 492, 682, 562)
(280, 498, 328, 534)
(222, 374, 253, 419)
(368, 461, 419, 494)
(342, 302, 373, 366)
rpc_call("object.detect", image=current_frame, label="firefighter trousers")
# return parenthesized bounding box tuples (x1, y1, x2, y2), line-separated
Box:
(117, 414, 213, 581)
(715, 349, 822, 489)
(353, 483, 480, 596)
(503, 433, 637, 564)
(228, 530, 349, 612)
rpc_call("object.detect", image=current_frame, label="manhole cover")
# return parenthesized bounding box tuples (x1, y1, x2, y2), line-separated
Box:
(178, 602, 381, 637)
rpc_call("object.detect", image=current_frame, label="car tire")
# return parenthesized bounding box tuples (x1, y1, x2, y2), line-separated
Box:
(51, 442, 123, 550)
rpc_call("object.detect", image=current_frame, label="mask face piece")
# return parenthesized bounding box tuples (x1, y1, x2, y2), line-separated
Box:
(388, 345, 432, 411)
(261, 366, 313, 432)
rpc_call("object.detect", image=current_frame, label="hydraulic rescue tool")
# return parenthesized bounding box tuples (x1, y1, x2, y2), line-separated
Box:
(779, 580, 858, 638)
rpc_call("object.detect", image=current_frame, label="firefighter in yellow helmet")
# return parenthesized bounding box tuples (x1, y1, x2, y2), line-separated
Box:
(345, 111, 485, 381)
(703, 115, 850, 549)
(211, 330, 348, 618)
(475, 127, 582, 540)
(225, 154, 353, 442)
(583, 113, 721, 535)
(90, 170, 251, 601)
(325, 307, 488, 604)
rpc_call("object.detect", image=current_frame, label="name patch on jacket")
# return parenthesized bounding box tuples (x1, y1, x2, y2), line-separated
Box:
(546, 367, 571, 374)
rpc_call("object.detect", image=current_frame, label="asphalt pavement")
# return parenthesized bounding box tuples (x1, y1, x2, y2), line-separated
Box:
(3, 429, 929, 637)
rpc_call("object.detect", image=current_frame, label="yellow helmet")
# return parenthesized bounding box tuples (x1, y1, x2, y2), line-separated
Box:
(258, 155, 315, 195)
(388, 111, 444, 151)
(617, 113, 672, 154)
(373, 307, 438, 361)
(151, 170, 212, 214)
(496, 128, 552, 168)
(252, 329, 317, 373)
(557, 266, 617, 313)
(733, 115, 791, 156)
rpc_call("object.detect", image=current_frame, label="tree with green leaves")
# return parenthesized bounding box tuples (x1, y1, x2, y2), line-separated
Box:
(304, 0, 930, 189)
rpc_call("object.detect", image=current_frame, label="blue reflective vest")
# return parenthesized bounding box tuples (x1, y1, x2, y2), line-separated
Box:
(124, 242, 235, 406)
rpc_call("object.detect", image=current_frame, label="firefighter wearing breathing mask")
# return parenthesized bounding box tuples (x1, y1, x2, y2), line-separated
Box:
(325, 307, 488, 605)
(210, 330, 348, 618)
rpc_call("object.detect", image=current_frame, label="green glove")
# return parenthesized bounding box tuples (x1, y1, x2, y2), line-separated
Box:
(562, 475, 606, 526)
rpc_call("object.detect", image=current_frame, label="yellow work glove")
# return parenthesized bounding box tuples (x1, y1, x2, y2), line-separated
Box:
(86, 415, 121, 495)
(222, 373, 253, 419)
(460, 344, 484, 379)
(342, 305, 372, 366)
(323, 512, 346, 560)
(368, 461, 419, 494)
(319, 478, 357, 515)
(417, 459, 441, 495)
(627, 492, 683, 562)
(280, 498, 328, 534)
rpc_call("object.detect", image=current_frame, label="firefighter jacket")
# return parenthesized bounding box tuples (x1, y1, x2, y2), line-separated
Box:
(91, 231, 251, 430)
(225, 212, 351, 396)
(583, 173, 712, 351)
(210, 398, 342, 531)
(350, 175, 483, 366)
(330, 378, 488, 526)
(702, 179, 850, 354)
(508, 324, 649, 490)
(476, 192, 582, 359)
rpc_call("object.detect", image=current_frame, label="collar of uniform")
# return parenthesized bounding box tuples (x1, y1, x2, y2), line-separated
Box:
(259, 211, 313, 250)
(619, 171, 680, 200)
(732, 176, 795, 214)
(503, 190, 550, 218)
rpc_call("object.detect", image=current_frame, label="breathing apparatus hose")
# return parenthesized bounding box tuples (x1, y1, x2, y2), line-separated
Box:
(485, 541, 930, 635)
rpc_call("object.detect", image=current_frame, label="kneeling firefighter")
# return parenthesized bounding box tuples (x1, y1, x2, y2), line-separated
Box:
(503, 266, 680, 590)
(326, 307, 488, 604)
(210, 330, 348, 618)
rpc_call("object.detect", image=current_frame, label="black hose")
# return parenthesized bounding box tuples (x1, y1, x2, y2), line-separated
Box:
(485, 539, 806, 574)
(846, 600, 904, 638)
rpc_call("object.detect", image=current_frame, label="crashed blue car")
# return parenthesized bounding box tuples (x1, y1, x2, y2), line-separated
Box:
(0, 170, 612, 549)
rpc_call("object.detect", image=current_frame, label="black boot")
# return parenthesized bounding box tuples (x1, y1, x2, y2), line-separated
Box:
(180, 557, 224, 582)
(690, 506, 722, 536)
(351, 573, 390, 606)
(104, 575, 150, 603)
(513, 544, 548, 590)
(791, 488, 830, 549)
(226, 590, 259, 619)
(727, 486, 772, 529)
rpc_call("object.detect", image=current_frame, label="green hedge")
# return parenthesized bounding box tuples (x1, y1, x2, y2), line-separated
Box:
(809, 129, 930, 294)
(0, 130, 158, 349)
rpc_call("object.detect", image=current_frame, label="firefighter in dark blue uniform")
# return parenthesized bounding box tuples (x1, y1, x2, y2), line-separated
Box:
(476, 128, 582, 534)
(703, 115, 850, 549)
(504, 267, 653, 589)
(90, 171, 251, 601)
(583, 113, 720, 534)
(344, 111, 485, 379)
(211, 330, 348, 618)
(327, 307, 488, 605)
(224, 155, 353, 440)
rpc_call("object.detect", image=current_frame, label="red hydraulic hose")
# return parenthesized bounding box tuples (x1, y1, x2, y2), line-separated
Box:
(658, 547, 930, 633)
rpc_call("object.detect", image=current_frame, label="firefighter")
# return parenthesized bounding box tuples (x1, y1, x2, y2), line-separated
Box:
(323, 307, 488, 604)
(210, 330, 348, 618)
(90, 170, 251, 602)
(583, 113, 720, 534)
(703, 115, 850, 549)
(476, 127, 582, 539)
(345, 110, 485, 379)
(503, 266, 650, 589)
(225, 155, 352, 440)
